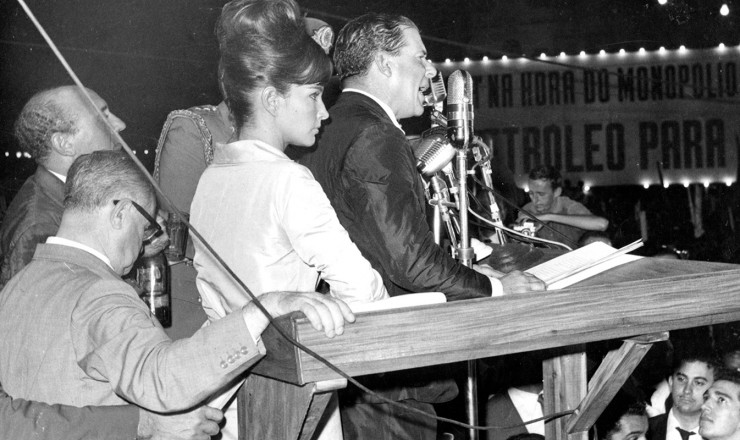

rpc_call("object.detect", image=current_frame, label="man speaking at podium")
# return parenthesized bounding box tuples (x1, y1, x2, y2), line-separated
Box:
(301, 11, 545, 440)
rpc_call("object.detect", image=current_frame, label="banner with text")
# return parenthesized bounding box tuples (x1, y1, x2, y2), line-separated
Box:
(436, 46, 740, 187)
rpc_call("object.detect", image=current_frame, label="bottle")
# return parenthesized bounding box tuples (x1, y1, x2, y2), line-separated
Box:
(135, 252, 172, 327)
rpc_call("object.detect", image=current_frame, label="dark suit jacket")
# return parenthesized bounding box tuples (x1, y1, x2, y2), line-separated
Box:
(1, 382, 138, 440)
(0, 166, 64, 289)
(648, 413, 668, 440)
(301, 91, 491, 300)
(487, 392, 528, 440)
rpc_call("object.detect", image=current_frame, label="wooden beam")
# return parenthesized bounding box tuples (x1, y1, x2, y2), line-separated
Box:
(238, 374, 334, 440)
(252, 262, 740, 385)
(566, 332, 668, 434)
(543, 349, 588, 440)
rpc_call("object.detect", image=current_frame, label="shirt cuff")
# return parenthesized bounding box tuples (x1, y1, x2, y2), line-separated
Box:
(488, 276, 504, 297)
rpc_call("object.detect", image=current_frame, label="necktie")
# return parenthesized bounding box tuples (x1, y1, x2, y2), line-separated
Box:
(677, 427, 695, 440)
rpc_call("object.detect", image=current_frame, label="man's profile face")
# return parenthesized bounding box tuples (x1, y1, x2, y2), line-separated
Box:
(670, 360, 715, 416)
(387, 26, 436, 120)
(527, 178, 560, 214)
(700, 380, 740, 440)
(65, 88, 126, 159)
(606, 413, 648, 440)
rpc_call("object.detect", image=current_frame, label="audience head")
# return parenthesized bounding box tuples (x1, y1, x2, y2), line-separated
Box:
(595, 392, 648, 440)
(14, 86, 125, 172)
(64, 150, 156, 275)
(724, 348, 740, 373)
(700, 369, 740, 440)
(333, 13, 436, 119)
(669, 351, 720, 418)
(526, 165, 563, 214)
(216, 0, 332, 142)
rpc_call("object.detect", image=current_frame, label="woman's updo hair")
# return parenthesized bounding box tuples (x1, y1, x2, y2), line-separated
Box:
(216, 0, 333, 131)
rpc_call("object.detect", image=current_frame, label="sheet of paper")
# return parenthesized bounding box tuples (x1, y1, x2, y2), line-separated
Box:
(349, 292, 447, 314)
(525, 241, 643, 290)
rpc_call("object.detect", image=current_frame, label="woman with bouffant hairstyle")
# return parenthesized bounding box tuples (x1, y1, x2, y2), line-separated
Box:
(190, 1, 388, 439)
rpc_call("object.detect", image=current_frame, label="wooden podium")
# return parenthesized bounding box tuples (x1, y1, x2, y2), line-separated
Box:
(237, 257, 740, 439)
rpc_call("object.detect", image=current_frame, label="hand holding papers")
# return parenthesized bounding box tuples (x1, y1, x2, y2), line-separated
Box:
(525, 239, 644, 290)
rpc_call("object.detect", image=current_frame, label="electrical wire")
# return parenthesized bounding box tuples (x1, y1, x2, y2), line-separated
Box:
(14, 0, 578, 433)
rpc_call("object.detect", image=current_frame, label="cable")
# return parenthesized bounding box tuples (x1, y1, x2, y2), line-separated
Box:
(15, 0, 578, 432)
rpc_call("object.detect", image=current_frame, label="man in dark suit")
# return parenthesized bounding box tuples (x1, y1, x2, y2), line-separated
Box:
(648, 353, 719, 440)
(300, 12, 545, 440)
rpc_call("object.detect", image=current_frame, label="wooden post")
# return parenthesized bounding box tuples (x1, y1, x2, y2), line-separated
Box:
(543, 349, 588, 440)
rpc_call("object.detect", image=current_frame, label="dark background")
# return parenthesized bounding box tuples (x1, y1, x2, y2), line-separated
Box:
(1, 0, 739, 254)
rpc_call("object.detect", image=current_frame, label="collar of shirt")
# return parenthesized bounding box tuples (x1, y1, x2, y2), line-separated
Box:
(507, 387, 544, 435)
(48, 169, 66, 183)
(342, 88, 404, 133)
(212, 139, 289, 165)
(666, 409, 700, 440)
(46, 236, 114, 271)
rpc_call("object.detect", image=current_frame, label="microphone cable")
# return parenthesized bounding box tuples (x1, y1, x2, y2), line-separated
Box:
(16, 0, 579, 432)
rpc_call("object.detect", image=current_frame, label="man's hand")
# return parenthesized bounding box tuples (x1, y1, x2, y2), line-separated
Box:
(137, 405, 223, 440)
(142, 212, 170, 257)
(244, 291, 356, 339)
(499, 270, 546, 294)
(473, 263, 503, 278)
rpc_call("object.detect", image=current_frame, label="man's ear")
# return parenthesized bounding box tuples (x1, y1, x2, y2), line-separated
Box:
(553, 186, 562, 197)
(261, 86, 281, 117)
(110, 200, 127, 232)
(49, 132, 76, 157)
(668, 375, 674, 388)
(374, 52, 393, 78)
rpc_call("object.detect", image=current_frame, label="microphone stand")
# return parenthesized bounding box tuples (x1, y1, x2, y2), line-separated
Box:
(472, 141, 507, 244)
(455, 142, 480, 440)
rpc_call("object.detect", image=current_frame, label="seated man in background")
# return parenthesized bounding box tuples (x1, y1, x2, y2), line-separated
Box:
(0, 151, 353, 425)
(516, 165, 608, 248)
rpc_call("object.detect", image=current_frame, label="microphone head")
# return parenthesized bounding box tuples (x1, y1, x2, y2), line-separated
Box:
(446, 70, 474, 148)
(423, 71, 447, 107)
(413, 129, 456, 176)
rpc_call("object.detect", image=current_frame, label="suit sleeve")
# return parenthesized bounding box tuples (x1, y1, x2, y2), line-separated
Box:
(0, 381, 138, 440)
(341, 124, 491, 301)
(155, 114, 209, 214)
(72, 281, 265, 412)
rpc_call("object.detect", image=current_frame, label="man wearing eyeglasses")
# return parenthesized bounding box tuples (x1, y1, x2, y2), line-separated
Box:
(0, 150, 355, 438)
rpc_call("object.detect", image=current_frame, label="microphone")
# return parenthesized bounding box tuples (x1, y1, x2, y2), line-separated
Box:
(412, 127, 456, 176)
(446, 70, 474, 148)
(423, 71, 447, 107)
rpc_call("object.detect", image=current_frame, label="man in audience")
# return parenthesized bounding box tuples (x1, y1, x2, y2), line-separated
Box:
(648, 353, 719, 440)
(0, 85, 126, 289)
(516, 165, 608, 248)
(0, 151, 353, 430)
(699, 369, 740, 440)
(596, 391, 649, 440)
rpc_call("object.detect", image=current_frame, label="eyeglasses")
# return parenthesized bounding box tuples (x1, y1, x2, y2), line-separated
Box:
(113, 199, 163, 243)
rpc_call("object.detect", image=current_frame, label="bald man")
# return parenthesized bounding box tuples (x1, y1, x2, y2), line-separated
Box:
(0, 86, 126, 288)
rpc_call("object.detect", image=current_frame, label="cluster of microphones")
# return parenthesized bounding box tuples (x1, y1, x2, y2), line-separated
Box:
(414, 70, 481, 176)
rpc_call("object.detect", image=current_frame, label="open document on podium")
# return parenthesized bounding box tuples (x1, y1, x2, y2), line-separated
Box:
(525, 239, 644, 290)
